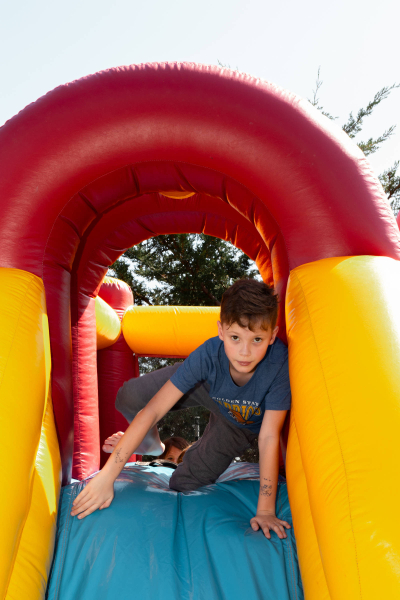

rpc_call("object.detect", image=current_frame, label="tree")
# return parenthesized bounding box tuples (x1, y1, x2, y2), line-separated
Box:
(109, 234, 260, 460)
(310, 68, 400, 214)
(110, 233, 259, 373)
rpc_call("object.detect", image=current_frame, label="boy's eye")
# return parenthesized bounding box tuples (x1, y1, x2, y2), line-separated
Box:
(231, 336, 239, 341)
(254, 338, 262, 343)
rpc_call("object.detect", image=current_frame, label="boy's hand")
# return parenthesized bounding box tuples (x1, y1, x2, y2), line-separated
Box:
(71, 471, 115, 520)
(250, 510, 291, 539)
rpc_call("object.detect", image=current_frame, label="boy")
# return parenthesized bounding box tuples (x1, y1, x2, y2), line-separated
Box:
(71, 279, 291, 539)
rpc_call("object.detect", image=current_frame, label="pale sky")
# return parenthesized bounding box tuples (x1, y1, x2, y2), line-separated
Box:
(1, 0, 399, 177)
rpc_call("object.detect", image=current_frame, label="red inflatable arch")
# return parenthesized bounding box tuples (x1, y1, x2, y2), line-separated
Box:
(0, 63, 398, 485)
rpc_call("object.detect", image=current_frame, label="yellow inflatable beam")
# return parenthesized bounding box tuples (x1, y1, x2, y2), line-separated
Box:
(95, 295, 121, 350)
(122, 305, 220, 356)
(0, 268, 61, 600)
(286, 256, 400, 600)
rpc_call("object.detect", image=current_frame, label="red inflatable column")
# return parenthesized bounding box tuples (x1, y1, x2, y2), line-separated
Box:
(71, 292, 99, 480)
(97, 278, 138, 467)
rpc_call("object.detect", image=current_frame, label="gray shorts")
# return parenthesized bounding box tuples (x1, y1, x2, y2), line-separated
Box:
(115, 364, 257, 492)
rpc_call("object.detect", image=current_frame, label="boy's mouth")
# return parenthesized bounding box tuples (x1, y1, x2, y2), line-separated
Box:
(237, 361, 252, 366)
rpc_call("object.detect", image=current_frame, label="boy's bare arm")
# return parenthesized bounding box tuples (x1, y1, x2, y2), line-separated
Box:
(250, 410, 291, 539)
(71, 380, 184, 520)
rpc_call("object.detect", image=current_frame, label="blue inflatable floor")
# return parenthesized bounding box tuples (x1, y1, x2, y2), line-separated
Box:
(47, 463, 303, 600)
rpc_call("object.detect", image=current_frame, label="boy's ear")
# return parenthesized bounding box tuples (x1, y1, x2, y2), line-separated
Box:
(269, 326, 279, 345)
(217, 320, 224, 341)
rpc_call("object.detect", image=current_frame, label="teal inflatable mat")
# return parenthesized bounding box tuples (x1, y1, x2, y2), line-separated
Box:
(47, 463, 303, 600)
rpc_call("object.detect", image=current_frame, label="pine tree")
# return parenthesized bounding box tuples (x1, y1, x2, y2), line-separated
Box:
(310, 68, 400, 213)
(109, 234, 260, 460)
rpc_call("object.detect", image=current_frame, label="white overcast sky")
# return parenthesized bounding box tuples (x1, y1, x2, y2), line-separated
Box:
(1, 0, 399, 177)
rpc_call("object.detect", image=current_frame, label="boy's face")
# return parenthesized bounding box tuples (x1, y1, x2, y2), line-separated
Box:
(217, 320, 278, 376)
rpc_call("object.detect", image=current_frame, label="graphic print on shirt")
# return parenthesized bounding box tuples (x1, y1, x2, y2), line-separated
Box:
(212, 397, 262, 425)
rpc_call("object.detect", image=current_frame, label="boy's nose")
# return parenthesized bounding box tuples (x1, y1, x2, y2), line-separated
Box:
(239, 344, 251, 356)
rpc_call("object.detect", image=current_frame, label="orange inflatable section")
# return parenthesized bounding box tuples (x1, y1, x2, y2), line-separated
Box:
(122, 305, 220, 356)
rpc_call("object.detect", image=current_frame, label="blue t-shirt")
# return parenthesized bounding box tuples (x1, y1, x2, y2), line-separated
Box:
(170, 336, 291, 433)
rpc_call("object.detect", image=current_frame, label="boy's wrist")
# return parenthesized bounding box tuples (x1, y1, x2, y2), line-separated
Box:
(257, 500, 276, 513)
(255, 508, 276, 516)
(102, 458, 122, 481)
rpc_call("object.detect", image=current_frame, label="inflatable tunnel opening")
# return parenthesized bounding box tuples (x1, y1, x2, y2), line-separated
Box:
(69, 170, 288, 480)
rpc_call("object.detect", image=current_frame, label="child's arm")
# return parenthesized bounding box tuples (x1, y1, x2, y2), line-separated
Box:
(71, 380, 184, 520)
(250, 409, 291, 539)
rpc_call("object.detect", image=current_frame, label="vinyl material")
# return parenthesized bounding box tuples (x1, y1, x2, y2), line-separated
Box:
(286, 256, 400, 599)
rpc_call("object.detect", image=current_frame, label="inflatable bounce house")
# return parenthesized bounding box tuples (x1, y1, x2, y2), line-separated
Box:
(1, 63, 400, 600)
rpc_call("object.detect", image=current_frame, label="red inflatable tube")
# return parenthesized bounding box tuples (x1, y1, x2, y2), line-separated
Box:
(97, 279, 138, 471)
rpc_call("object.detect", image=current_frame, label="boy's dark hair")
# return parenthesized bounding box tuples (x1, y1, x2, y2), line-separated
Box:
(220, 279, 278, 331)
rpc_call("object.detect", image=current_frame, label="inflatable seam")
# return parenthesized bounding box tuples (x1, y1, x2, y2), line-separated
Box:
(290, 417, 331, 599)
(277, 488, 299, 600)
(290, 269, 362, 599)
(286, 421, 305, 600)
(53, 487, 76, 599)
(75, 308, 83, 478)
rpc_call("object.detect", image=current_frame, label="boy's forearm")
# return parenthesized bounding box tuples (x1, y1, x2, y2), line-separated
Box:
(102, 379, 184, 482)
(257, 436, 280, 513)
(102, 408, 158, 481)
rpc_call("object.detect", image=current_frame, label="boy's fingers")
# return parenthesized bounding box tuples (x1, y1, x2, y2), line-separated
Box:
(276, 526, 287, 539)
(281, 520, 291, 529)
(72, 497, 96, 516)
(71, 499, 94, 516)
(72, 490, 88, 507)
(77, 504, 100, 520)
(99, 498, 112, 510)
(262, 526, 271, 539)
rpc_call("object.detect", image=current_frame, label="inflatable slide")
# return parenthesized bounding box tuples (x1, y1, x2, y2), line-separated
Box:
(47, 463, 303, 600)
(1, 63, 400, 600)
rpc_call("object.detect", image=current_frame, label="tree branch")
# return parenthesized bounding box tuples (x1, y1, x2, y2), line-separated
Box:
(342, 84, 400, 138)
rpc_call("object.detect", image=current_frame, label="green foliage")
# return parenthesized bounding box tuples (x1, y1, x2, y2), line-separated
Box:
(379, 161, 400, 214)
(158, 405, 210, 444)
(309, 69, 399, 213)
(308, 67, 337, 121)
(110, 233, 258, 307)
(341, 84, 399, 153)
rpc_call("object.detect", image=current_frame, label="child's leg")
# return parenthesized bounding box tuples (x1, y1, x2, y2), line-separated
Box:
(169, 413, 257, 492)
(113, 364, 216, 454)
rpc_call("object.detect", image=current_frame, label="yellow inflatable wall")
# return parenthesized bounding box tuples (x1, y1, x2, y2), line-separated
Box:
(122, 305, 220, 356)
(0, 269, 61, 600)
(4, 258, 400, 600)
(286, 256, 400, 600)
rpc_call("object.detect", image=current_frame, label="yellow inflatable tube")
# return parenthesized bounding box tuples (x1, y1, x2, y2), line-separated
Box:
(286, 256, 400, 600)
(122, 305, 220, 356)
(0, 268, 61, 600)
(95, 295, 121, 350)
